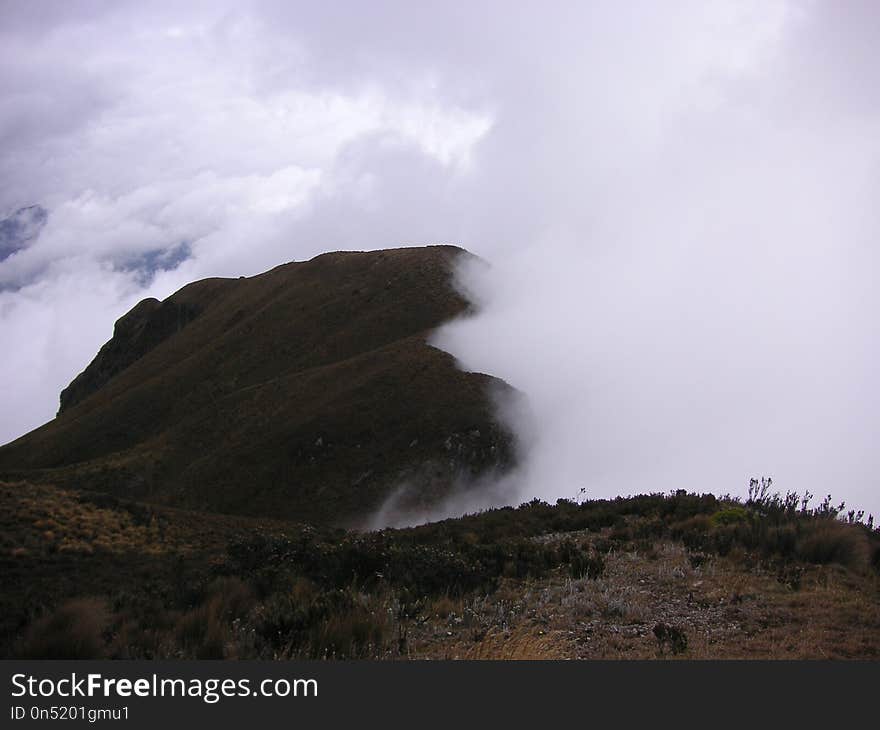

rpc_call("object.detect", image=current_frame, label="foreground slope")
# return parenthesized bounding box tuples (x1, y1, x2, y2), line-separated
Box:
(3, 483, 878, 659)
(0, 246, 515, 525)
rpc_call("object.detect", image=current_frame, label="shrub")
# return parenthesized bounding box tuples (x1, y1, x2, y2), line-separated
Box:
(253, 586, 389, 659)
(670, 515, 712, 550)
(796, 520, 870, 571)
(205, 576, 256, 621)
(760, 525, 798, 559)
(567, 549, 606, 580)
(175, 604, 227, 659)
(653, 622, 687, 655)
(708, 524, 738, 556)
(430, 595, 459, 619)
(776, 564, 804, 591)
(710, 507, 750, 527)
(16, 598, 109, 659)
(173, 577, 256, 659)
(307, 604, 388, 659)
(632, 516, 665, 539)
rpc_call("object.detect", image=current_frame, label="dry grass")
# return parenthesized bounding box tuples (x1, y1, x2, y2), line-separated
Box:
(3, 481, 878, 660)
(0, 480, 300, 657)
(15, 598, 110, 659)
(460, 627, 573, 659)
(173, 577, 257, 659)
(1, 482, 179, 558)
(396, 536, 880, 660)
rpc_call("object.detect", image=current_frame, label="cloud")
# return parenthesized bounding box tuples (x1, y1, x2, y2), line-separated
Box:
(0, 1, 492, 439)
(0, 205, 47, 262)
(431, 1, 880, 517)
(1, 1, 878, 518)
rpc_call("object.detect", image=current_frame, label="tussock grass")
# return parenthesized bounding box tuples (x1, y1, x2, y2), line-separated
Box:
(3, 479, 879, 659)
(16, 598, 109, 659)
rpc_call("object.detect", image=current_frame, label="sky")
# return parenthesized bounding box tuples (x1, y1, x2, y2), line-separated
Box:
(1, 0, 878, 518)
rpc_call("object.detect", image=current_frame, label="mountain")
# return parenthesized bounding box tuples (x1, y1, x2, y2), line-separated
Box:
(0, 245, 516, 526)
(2, 244, 878, 661)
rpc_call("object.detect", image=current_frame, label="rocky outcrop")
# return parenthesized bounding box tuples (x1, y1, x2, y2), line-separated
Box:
(59, 297, 201, 414)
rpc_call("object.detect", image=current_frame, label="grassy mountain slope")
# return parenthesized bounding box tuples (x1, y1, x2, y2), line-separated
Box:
(0, 246, 515, 525)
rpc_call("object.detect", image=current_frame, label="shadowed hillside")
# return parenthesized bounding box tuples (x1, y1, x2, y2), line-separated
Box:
(0, 246, 516, 526)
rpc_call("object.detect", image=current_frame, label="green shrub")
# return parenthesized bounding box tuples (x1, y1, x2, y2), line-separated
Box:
(710, 507, 750, 526)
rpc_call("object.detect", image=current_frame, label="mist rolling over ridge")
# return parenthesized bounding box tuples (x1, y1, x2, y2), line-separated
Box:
(0, 1, 878, 518)
(2, 2, 880, 666)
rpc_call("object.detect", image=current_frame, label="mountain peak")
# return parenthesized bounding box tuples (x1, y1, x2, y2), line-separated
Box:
(0, 245, 515, 526)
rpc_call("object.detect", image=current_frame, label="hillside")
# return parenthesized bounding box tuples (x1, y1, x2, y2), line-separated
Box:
(3, 244, 877, 661)
(3, 482, 878, 659)
(0, 246, 516, 526)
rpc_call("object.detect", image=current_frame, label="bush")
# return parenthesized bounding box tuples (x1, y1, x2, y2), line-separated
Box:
(175, 604, 227, 659)
(761, 525, 798, 559)
(174, 577, 257, 658)
(16, 598, 109, 659)
(567, 548, 606, 580)
(796, 520, 871, 571)
(711, 507, 750, 526)
(205, 576, 256, 621)
(653, 622, 687, 655)
(670, 515, 712, 550)
(254, 586, 388, 659)
(307, 603, 388, 659)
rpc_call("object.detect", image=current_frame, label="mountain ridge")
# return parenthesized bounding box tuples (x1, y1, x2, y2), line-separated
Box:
(0, 245, 517, 526)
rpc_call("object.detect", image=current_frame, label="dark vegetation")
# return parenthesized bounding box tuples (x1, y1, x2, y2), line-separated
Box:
(4, 478, 878, 659)
(0, 246, 515, 526)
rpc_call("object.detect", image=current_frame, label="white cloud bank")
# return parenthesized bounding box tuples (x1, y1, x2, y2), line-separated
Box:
(1, 1, 878, 517)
